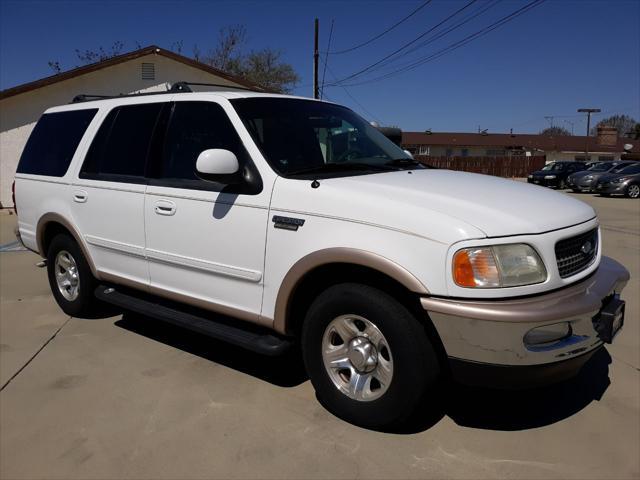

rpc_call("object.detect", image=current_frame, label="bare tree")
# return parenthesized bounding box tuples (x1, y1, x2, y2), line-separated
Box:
(75, 41, 125, 65)
(540, 126, 571, 136)
(197, 25, 300, 93)
(47, 61, 62, 74)
(590, 114, 639, 137)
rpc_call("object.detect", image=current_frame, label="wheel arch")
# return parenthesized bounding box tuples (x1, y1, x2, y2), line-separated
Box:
(36, 213, 99, 277)
(273, 248, 429, 336)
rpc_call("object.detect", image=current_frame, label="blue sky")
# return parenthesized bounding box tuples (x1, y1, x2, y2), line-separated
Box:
(1, 0, 638, 133)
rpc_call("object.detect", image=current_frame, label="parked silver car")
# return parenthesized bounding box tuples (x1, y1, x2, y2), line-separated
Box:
(595, 163, 640, 198)
(567, 161, 635, 193)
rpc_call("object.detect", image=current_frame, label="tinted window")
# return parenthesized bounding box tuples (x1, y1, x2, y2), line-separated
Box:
(81, 103, 163, 179)
(618, 164, 640, 175)
(231, 98, 407, 176)
(159, 102, 243, 182)
(17, 109, 97, 177)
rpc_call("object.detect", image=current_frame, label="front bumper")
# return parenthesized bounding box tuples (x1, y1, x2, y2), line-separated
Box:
(569, 177, 596, 191)
(528, 177, 559, 187)
(421, 256, 629, 386)
(595, 181, 628, 195)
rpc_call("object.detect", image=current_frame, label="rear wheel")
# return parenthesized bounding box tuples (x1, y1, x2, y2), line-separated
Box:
(47, 234, 100, 317)
(626, 183, 640, 199)
(301, 283, 440, 429)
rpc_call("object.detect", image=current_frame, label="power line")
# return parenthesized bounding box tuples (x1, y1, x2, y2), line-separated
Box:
(331, 0, 545, 87)
(359, 0, 502, 77)
(326, 0, 434, 55)
(321, 58, 383, 124)
(329, 0, 479, 86)
(320, 19, 335, 99)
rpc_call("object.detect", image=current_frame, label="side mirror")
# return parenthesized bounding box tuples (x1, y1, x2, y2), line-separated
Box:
(195, 149, 240, 182)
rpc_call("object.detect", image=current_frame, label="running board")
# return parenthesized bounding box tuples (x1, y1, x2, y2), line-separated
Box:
(95, 285, 292, 356)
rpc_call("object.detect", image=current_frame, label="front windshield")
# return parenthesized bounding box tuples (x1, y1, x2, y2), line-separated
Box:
(542, 162, 564, 171)
(617, 164, 640, 175)
(588, 162, 614, 172)
(231, 98, 412, 176)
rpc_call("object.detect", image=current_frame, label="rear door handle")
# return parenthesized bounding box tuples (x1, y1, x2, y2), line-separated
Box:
(73, 190, 88, 203)
(154, 200, 176, 216)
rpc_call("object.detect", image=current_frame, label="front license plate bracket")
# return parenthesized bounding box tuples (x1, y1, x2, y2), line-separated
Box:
(592, 295, 625, 344)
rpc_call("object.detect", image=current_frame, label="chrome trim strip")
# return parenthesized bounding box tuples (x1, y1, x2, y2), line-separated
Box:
(85, 235, 146, 258)
(146, 248, 262, 282)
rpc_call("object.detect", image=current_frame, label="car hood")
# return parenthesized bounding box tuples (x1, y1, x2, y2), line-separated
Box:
(272, 169, 596, 241)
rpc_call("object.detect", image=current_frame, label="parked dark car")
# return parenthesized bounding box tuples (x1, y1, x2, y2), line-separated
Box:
(527, 161, 588, 189)
(595, 163, 640, 198)
(567, 161, 636, 193)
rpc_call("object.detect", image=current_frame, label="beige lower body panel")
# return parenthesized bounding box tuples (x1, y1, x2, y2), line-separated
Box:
(422, 256, 629, 366)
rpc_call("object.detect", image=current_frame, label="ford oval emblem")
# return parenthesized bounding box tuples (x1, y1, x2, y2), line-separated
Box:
(581, 241, 593, 255)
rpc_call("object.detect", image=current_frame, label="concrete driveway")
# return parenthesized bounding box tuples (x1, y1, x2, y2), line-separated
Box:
(1, 192, 639, 479)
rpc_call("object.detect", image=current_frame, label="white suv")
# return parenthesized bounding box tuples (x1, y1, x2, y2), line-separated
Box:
(14, 86, 629, 428)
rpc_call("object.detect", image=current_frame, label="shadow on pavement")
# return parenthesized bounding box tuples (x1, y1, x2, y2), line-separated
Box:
(115, 312, 611, 433)
(115, 312, 308, 388)
(442, 347, 612, 431)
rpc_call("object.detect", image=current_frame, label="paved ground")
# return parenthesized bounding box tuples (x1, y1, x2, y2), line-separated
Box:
(1, 191, 639, 480)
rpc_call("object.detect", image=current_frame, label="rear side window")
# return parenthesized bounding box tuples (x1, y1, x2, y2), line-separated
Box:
(81, 103, 163, 181)
(17, 109, 97, 177)
(158, 102, 243, 182)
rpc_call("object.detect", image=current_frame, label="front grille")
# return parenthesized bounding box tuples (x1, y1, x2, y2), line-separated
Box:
(555, 228, 598, 278)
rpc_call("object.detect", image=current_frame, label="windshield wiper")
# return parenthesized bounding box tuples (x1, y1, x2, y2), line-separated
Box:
(286, 162, 395, 176)
(385, 158, 432, 169)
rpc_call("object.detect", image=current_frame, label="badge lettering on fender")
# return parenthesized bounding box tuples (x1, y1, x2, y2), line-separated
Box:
(272, 215, 305, 231)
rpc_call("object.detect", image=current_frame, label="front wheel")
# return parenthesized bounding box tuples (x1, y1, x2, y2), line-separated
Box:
(626, 183, 640, 199)
(301, 283, 440, 429)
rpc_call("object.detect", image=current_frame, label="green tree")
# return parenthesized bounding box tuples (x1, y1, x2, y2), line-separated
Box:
(540, 126, 571, 136)
(590, 114, 638, 137)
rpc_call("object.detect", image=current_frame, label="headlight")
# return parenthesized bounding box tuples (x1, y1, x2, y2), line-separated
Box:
(527, 174, 533, 179)
(453, 244, 547, 288)
(584, 175, 593, 180)
(612, 176, 628, 184)
(544, 175, 556, 179)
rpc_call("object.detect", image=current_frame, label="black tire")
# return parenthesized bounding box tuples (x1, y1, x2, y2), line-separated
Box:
(46, 234, 100, 317)
(301, 283, 440, 429)
(625, 183, 640, 199)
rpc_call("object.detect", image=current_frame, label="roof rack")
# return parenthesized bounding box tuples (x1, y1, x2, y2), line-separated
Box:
(71, 80, 264, 103)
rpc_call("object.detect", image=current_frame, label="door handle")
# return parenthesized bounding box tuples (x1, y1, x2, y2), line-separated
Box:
(154, 200, 176, 216)
(73, 190, 88, 203)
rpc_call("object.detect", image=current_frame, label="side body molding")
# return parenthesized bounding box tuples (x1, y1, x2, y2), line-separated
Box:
(36, 213, 100, 278)
(272, 247, 429, 334)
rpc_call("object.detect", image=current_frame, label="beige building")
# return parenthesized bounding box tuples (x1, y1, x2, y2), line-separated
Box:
(0, 45, 263, 207)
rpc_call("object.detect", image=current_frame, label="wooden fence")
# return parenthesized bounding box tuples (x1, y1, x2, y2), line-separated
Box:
(414, 155, 546, 178)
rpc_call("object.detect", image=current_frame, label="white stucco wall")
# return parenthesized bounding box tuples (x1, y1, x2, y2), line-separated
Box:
(0, 52, 245, 207)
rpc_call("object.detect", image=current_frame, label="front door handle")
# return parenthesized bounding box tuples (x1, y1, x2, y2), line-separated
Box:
(73, 190, 88, 203)
(154, 200, 176, 216)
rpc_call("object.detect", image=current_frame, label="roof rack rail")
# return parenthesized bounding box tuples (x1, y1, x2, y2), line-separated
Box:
(71, 80, 264, 103)
(168, 81, 262, 93)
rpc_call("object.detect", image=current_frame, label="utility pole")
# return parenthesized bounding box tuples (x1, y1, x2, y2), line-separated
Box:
(577, 108, 601, 161)
(313, 18, 319, 99)
(564, 120, 574, 135)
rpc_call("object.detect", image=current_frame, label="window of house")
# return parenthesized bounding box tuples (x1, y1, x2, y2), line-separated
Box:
(418, 145, 429, 155)
(17, 109, 98, 177)
(461, 148, 469, 157)
(445, 148, 453, 157)
(81, 103, 164, 181)
(598, 156, 614, 161)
